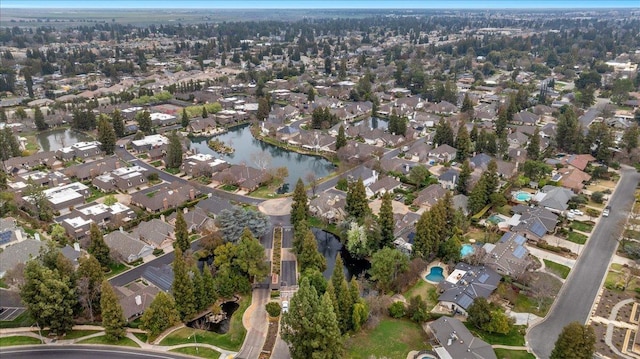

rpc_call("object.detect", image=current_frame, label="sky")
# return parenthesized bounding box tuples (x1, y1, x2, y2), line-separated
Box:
(2, 0, 638, 9)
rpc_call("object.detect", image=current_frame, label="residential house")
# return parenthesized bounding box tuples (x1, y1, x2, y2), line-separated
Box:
(132, 219, 175, 248)
(413, 184, 447, 210)
(0, 217, 25, 249)
(438, 168, 459, 191)
(92, 166, 148, 193)
(510, 205, 559, 241)
(560, 154, 596, 172)
(130, 184, 199, 213)
(533, 185, 576, 213)
(347, 167, 379, 187)
(16, 170, 70, 188)
(427, 317, 497, 359)
(130, 134, 169, 153)
(168, 207, 215, 233)
(210, 164, 270, 192)
(437, 262, 501, 315)
(114, 282, 160, 321)
(0, 239, 46, 278)
(428, 144, 457, 164)
(557, 167, 591, 193)
(24, 182, 91, 212)
(482, 232, 532, 278)
(56, 141, 102, 161)
(181, 154, 227, 178)
(64, 156, 122, 181)
(58, 202, 136, 239)
(428, 101, 458, 115)
(104, 229, 154, 263)
(142, 264, 174, 292)
(309, 192, 346, 223)
(60, 243, 82, 267)
(512, 111, 539, 126)
(196, 196, 234, 218)
(469, 153, 493, 171)
(507, 131, 529, 149)
(366, 176, 401, 198)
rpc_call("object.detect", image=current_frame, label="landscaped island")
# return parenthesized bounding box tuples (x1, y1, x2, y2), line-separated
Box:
(208, 138, 235, 154)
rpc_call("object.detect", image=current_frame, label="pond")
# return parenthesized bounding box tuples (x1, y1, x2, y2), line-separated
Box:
(352, 116, 388, 130)
(36, 128, 94, 152)
(312, 227, 370, 281)
(186, 300, 239, 334)
(189, 124, 335, 189)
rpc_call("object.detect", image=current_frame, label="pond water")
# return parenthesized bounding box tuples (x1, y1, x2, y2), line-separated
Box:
(36, 128, 95, 152)
(312, 227, 370, 281)
(352, 117, 388, 130)
(186, 301, 239, 334)
(189, 124, 335, 188)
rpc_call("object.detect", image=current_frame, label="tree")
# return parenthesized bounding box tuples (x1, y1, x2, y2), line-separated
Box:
(112, 109, 125, 138)
(281, 278, 343, 359)
(378, 192, 395, 248)
(136, 110, 152, 135)
(0, 127, 22, 162)
(181, 108, 189, 127)
(290, 178, 308, 228)
(307, 87, 315, 102)
(88, 223, 110, 268)
(467, 297, 492, 329)
(407, 295, 430, 322)
(455, 122, 471, 161)
(235, 228, 269, 282)
(461, 93, 474, 116)
(345, 222, 372, 259)
(345, 178, 369, 223)
(166, 131, 183, 169)
(265, 302, 282, 317)
(369, 247, 409, 293)
(50, 224, 69, 244)
(438, 234, 462, 263)
(141, 292, 180, 340)
(100, 281, 126, 340)
(257, 97, 269, 121)
(21, 260, 76, 335)
(297, 226, 326, 273)
(97, 117, 116, 155)
(77, 256, 104, 322)
(335, 125, 347, 150)
(456, 159, 471, 195)
(330, 255, 353, 334)
(495, 105, 509, 138)
(434, 119, 455, 147)
(550, 322, 596, 359)
(621, 123, 639, 154)
(555, 108, 582, 153)
(174, 211, 190, 253)
(408, 164, 430, 189)
(468, 177, 488, 215)
(216, 206, 270, 243)
(34, 106, 47, 131)
(388, 110, 407, 136)
(527, 127, 541, 160)
(587, 121, 614, 164)
(23, 178, 53, 221)
(172, 248, 196, 321)
(202, 105, 208, 118)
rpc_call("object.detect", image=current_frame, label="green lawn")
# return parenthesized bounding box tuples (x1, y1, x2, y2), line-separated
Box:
(494, 348, 536, 359)
(512, 293, 552, 317)
(160, 295, 250, 351)
(106, 262, 129, 278)
(0, 311, 34, 328)
(404, 280, 438, 309)
(132, 332, 148, 343)
(543, 259, 571, 279)
(150, 160, 162, 167)
(465, 324, 526, 346)
(59, 330, 100, 339)
(570, 221, 594, 233)
(566, 232, 588, 244)
(77, 335, 139, 347)
(165, 167, 180, 175)
(0, 336, 42, 346)
(221, 184, 239, 192)
(345, 318, 428, 359)
(170, 346, 221, 359)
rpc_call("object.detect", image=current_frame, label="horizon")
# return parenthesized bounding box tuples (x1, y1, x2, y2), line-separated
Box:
(2, 0, 639, 9)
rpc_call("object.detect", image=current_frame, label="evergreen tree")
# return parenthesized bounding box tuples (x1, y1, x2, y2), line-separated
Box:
(456, 159, 471, 195)
(555, 108, 581, 153)
(136, 110, 152, 135)
(141, 292, 180, 339)
(77, 255, 104, 322)
(100, 281, 126, 340)
(298, 226, 326, 273)
(369, 247, 409, 293)
(527, 127, 541, 160)
(174, 210, 190, 253)
(97, 117, 116, 155)
(181, 108, 189, 127)
(34, 106, 47, 131)
(192, 267, 207, 311)
(316, 291, 345, 357)
(455, 122, 471, 161)
(166, 131, 183, 168)
(495, 105, 509, 138)
(461, 93, 474, 116)
(172, 248, 196, 321)
(202, 105, 208, 118)
(0, 127, 21, 161)
(202, 264, 217, 307)
(331, 255, 353, 334)
(257, 97, 269, 121)
(378, 192, 395, 248)
(468, 177, 488, 214)
(550, 322, 596, 359)
(485, 160, 499, 196)
(335, 125, 347, 150)
(112, 109, 125, 138)
(88, 223, 111, 268)
(345, 178, 369, 223)
(290, 178, 309, 228)
(235, 228, 269, 282)
(307, 87, 315, 102)
(622, 124, 639, 154)
(389, 110, 407, 136)
(470, 124, 479, 144)
(434, 119, 455, 147)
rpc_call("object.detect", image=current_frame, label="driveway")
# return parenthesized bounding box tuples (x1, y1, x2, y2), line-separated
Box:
(527, 167, 640, 358)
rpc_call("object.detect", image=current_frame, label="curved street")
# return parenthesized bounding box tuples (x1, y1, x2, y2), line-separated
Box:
(527, 167, 640, 358)
(0, 345, 190, 359)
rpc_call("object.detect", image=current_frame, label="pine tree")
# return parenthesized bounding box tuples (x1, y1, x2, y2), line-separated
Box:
(202, 106, 208, 118)
(434, 119, 455, 147)
(414, 210, 437, 258)
(378, 192, 395, 248)
(257, 97, 269, 121)
(202, 263, 217, 307)
(345, 178, 369, 223)
(166, 131, 183, 169)
(456, 159, 471, 195)
(192, 267, 207, 311)
(111, 109, 125, 138)
(97, 117, 116, 155)
(468, 177, 488, 214)
(335, 124, 347, 150)
(100, 281, 127, 340)
(34, 106, 47, 131)
(0, 127, 21, 161)
(495, 105, 508, 138)
(88, 223, 111, 268)
(455, 122, 471, 161)
(316, 291, 345, 357)
(136, 110, 152, 134)
(290, 178, 309, 228)
(298, 226, 326, 273)
(485, 160, 499, 196)
(172, 248, 196, 321)
(331, 255, 352, 334)
(77, 255, 104, 322)
(307, 87, 315, 102)
(174, 210, 190, 253)
(527, 127, 541, 160)
(181, 108, 189, 128)
(235, 228, 269, 282)
(461, 93, 474, 116)
(141, 292, 180, 340)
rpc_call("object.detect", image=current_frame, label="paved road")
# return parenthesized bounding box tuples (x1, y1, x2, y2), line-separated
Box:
(0, 346, 189, 359)
(236, 288, 270, 359)
(527, 167, 640, 359)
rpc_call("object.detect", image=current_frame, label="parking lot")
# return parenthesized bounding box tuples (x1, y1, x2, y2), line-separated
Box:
(0, 307, 26, 321)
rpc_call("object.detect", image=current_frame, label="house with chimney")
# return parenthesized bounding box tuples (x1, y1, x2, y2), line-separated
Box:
(437, 262, 501, 316)
(114, 282, 161, 321)
(55, 141, 102, 161)
(132, 218, 175, 248)
(130, 184, 200, 213)
(427, 317, 497, 359)
(481, 232, 532, 278)
(104, 229, 154, 263)
(92, 165, 148, 193)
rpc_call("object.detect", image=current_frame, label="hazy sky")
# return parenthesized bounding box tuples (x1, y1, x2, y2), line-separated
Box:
(2, 0, 638, 9)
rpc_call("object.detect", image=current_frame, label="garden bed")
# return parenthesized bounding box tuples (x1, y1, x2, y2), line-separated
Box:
(272, 227, 282, 276)
(258, 317, 279, 359)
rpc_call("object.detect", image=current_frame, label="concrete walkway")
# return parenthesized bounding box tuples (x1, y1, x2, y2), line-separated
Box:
(526, 245, 576, 269)
(602, 298, 637, 359)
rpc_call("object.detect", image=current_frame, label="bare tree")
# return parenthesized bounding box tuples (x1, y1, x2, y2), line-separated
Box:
(251, 151, 272, 171)
(306, 172, 318, 196)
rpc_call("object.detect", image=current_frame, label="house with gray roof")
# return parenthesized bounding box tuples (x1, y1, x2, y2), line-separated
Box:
(142, 264, 174, 292)
(114, 282, 160, 321)
(132, 219, 174, 248)
(438, 168, 459, 191)
(0, 239, 46, 278)
(413, 184, 447, 210)
(104, 230, 154, 263)
(469, 153, 492, 171)
(168, 207, 215, 233)
(534, 185, 575, 213)
(482, 232, 532, 278)
(437, 262, 501, 316)
(510, 205, 558, 241)
(366, 176, 401, 198)
(427, 316, 497, 359)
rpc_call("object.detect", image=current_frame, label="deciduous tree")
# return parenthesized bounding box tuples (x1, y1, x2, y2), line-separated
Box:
(550, 322, 596, 359)
(369, 247, 409, 293)
(77, 255, 104, 322)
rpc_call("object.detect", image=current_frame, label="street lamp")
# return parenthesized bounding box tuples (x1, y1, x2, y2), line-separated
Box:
(188, 331, 199, 353)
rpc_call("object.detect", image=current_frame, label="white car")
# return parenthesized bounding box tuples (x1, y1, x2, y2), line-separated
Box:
(282, 300, 289, 313)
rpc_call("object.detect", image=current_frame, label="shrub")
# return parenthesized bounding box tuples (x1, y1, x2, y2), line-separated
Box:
(388, 301, 406, 318)
(265, 302, 282, 318)
(591, 191, 604, 204)
(407, 295, 430, 323)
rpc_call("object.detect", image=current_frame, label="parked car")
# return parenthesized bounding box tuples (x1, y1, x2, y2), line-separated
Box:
(603, 206, 611, 217)
(282, 300, 289, 313)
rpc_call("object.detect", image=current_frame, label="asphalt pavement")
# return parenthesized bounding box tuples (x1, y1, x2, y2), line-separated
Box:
(527, 167, 640, 358)
(0, 346, 189, 359)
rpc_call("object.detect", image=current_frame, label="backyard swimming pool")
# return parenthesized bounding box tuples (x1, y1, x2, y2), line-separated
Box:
(514, 191, 532, 202)
(461, 244, 475, 257)
(425, 266, 444, 282)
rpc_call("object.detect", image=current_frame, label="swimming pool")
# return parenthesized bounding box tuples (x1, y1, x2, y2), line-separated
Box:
(514, 191, 532, 202)
(487, 214, 505, 224)
(461, 244, 475, 257)
(425, 266, 444, 282)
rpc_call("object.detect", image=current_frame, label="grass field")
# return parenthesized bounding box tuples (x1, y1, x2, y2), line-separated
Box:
(465, 324, 526, 346)
(543, 259, 571, 279)
(494, 348, 536, 359)
(570, 221, 594, 233)
(77, 335, 139, 347)
(0, 311, 34, 329)
(345, 318, 428, 359)
(132, 332, 148, 343)
(404, 280, 439, 309)
(566, 232, 588, 244)
(170, 347, 221, 359)
(0, 336, 42, 347)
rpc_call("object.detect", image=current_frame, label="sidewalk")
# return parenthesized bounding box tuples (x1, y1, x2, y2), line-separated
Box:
(526, 245, 576, 268)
